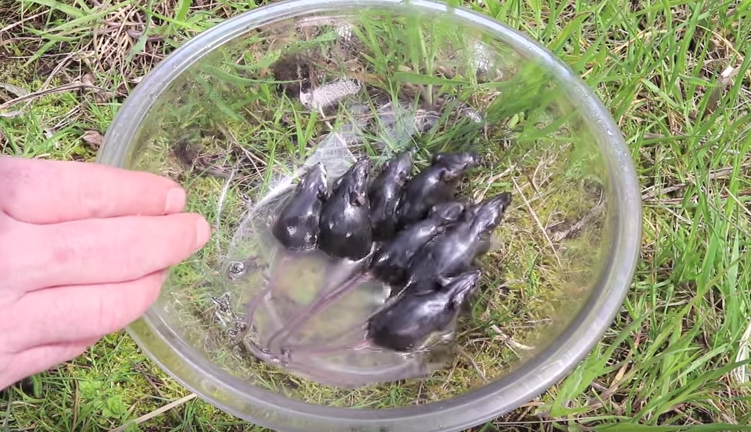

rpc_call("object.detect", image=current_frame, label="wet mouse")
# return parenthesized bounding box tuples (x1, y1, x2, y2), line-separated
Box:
(404, 192, 512, 290)
(271, 162, 329, 251)
(368, 269, 481, 352)
(370, 201, 468, 287)
(318, 157, 373, 261)
(468, 192, 513, 256)
(431, 151, 480, 169)
(395, 151, 480, 229)
(368, 150, 414, 242)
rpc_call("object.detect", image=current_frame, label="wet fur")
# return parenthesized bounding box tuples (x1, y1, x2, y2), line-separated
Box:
(395, 151, 479, 229)
(271, 163, 328, 251)
(405, 192, 512, 288)
(368, 151, 414, 242)
(318, 158, 373, 260)
(368, 270, 481, 352)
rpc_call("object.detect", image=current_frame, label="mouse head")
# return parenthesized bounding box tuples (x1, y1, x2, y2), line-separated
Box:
(438, 269, 482, 308)
(385, 150, 414, 184)
(429, 201, 467, 223)
(432, 151, 480, 171)
(344, 157, 372, 206)
(433, 151, 480, 183)
(297, 162, 329, 200)
(471, 192, 512, 233)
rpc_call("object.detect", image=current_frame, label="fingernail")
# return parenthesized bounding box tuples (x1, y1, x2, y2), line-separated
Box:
(195, 217, 211, 249)
(165, 188, 187, 214)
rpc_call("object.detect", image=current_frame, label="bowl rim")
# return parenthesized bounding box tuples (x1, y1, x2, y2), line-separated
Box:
(98, 0, 642, 430)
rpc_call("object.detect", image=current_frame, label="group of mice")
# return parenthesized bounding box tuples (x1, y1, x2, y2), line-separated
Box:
(250, 149, 512, 354)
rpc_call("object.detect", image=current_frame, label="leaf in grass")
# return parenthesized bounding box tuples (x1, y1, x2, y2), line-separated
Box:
(25, 0, 85, 18)
(0, 83, 30, 118)
(175, 0, 192, 22)
(81, 130, 104, 148)
(0, 83, 29, 99)
(81, 73, 96, 87)
(549, 12, 592, 54)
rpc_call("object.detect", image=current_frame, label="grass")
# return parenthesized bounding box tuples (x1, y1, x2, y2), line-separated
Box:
(1, 0, 750, 431)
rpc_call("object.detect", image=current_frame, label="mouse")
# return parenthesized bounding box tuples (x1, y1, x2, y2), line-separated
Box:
(368, 269, 482, 352)
(368, 150, 414, 242)
(404, 192, 512, 290)
(369, 201, 468, 287)
(395, 151, 479, 229)
(271, 162, 329, 251)
(318, 157, 373, 261)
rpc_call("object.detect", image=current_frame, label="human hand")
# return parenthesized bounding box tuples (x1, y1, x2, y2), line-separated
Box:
(0, 156, 210, 390)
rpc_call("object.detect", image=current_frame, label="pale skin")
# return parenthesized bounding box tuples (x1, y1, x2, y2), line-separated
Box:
(0, 156, 211, 390)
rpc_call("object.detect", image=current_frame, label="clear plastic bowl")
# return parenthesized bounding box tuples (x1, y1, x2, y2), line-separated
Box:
(97, 0, 641, 430)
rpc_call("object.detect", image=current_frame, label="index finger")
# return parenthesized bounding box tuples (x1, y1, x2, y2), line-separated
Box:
(0, 156, 186, 224)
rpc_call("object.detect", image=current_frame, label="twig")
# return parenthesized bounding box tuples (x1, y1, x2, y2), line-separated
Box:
(455, 345, 488, 383)
(511, 177, 563, 269)
(707, 398, 739, 424)
(440, 356, 460, 394)
(473, 164, 515, 203)
(705, 65, 740, 115)
(731, 318, 751, 385)
(492, 415, 623, 426)
(0, 11, 48, 36)
(0, 83, 103, 112)
(550, 200, 606, 242)
(647, 190, 751, 205)
(612, 29, 673, 55)
(107, 393, 197, 432)
(38, 52, 77, 96)
(585, 372, 629, 411)
(726, 187, 751, 219)
(72, 380, 80, 428)
(134, 363, 184, 425)
(490, 324, 535, 351)
(641, 164, 749, 201)
(215, 166, 238, 252)
(0, 83, 29, 118)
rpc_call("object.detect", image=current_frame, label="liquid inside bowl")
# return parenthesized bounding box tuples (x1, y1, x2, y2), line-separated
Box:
(112, 0, 614, 416)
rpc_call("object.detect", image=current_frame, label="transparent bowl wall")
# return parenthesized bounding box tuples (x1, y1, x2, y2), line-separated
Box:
(97, 0, 641, 431)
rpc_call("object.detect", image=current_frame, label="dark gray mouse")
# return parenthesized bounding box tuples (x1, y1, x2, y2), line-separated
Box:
(368, 269, 481, 352)
(395, 151, 479, 228)
(431, 151, 480, 169)
(318, 157, 373, 261)
(369, 201, 468, 287)
(271, 162, 329, 251)
(368, 150, 414, 242)
(466, 192, 512, 256)
(404, 192, 512, 289)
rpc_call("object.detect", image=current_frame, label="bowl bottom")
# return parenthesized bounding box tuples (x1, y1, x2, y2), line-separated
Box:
(123, 7, 612, 410)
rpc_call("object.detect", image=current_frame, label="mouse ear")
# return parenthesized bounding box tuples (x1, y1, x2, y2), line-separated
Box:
(450, 279, 479, 310)
(436, 275, 452, 287)
(332, 175, 344, 190)
(318, 183, 330, 200)
(449, 289, 470, 310)
(439, 169, 458, 183)
(349, 189, 367, 206)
